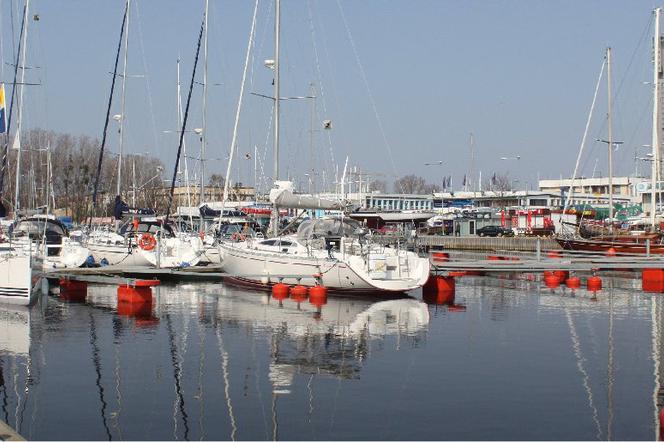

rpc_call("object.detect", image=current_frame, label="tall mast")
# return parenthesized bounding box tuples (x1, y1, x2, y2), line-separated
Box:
(199, 0, 208, 232)
(607, 47, 614, 226)
(116, 0, 130, 198)
(652, 8, 662, 227)
(469, 132, 475, 192)
(271, 0, 281, 237)
(13, 0, 29, 218)
(274, 0, 281, 181)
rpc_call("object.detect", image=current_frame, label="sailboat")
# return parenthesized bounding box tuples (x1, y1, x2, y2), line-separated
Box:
(85, 1, 203, 269)
(557, 11, 664, 255)
(218, 1, 430, 293)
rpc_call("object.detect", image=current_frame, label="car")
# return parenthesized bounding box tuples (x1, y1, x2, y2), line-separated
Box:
(476, 225, 514, 237)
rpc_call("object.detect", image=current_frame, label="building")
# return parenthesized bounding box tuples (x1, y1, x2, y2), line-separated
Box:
(538, 177, 640, 205)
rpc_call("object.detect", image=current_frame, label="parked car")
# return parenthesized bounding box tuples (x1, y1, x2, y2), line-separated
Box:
(476, 225, 514, 237)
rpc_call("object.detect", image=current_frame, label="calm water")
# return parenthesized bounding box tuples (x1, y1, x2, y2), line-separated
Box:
(0, 276, 660, 440)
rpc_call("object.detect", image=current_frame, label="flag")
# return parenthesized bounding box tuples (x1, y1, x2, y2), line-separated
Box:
(491, 173, 497, 185)
(462, 174, 467, 186)
(0, 84, 6, 134)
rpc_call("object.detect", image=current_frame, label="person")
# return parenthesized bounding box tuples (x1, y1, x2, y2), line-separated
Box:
(113, 195, 129, 221)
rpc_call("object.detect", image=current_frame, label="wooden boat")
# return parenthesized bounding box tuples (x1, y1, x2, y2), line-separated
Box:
(556, 234, 664, 254)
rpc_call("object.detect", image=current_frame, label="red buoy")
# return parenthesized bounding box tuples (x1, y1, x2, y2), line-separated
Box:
(272, 283, 289, 300)
(543, 270, 556, 279)
(587, 276, 602, 291)
(309, 285, 328, 307)
(117, 284, 152, 304)
(544, 274, 560, 288)
(553, 270, 569, 281)
(435, 276, 455, 292)
(606, 247, 617, 257)
(565, 276, 581, 288)
(290, 285, 308, 297)
(643, 269, 664, 292)
(431, 252, 449, 262)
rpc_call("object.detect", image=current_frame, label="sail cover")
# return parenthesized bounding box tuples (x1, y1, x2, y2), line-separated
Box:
(269, 181, 345, 210)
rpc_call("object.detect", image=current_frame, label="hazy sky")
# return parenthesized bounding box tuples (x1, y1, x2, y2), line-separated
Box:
(7, 0, 662, 192)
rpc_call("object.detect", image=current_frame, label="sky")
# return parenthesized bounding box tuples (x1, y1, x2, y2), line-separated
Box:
(6, 0, 663, 193)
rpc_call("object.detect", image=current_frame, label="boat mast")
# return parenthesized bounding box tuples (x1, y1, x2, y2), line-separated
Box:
(199, 0, 208, 232)
(652, 7, 662, 227)
(271, 0, 281, 237)
(607, 47, 614, 228)
(13, 0, 29, 218)
(116, 0, 130, 200)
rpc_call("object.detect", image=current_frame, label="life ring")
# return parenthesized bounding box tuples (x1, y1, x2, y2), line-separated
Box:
(138, 233, 157, 251)
(231, 232, 246, 242)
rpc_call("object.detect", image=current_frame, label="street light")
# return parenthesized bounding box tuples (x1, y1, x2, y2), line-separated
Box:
(424, 160, 444, 166)
(500, 155, 521, 161)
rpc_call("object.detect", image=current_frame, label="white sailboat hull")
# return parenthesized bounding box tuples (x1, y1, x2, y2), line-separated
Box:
(0, 253, 41, 306)
(219, 241, 430, 293)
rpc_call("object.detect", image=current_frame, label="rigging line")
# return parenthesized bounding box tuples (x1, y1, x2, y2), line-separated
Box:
(89, 312, 113, 441)
(306, 0, 336, 180)
(0, 2, 26, 200)
(218, 0, 259, 234)
(564, 57, 605, 214)
(89, 2, 128, 225)
(334, 0, 401, 189)
(133, 1, 159, 155)
(165, 11, 205, 221)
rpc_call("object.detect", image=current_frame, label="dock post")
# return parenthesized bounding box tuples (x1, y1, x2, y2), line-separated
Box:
(536, 238, 541, 261)
(647, 239, 651, 257)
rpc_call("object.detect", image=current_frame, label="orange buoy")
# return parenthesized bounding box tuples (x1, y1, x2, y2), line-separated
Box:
(606, 247, 617, 257)
(565, 276, 581, 288)
(117, 284, 153, 304)
(544, 274, 560, 288)
(290, 285, 308, 297)
(553, 270, 569, 281)
(272, 283, 289, 300)
(587, 276, 602, 291)
(434, 275, 455, 292)
(309, 285, 328, 307)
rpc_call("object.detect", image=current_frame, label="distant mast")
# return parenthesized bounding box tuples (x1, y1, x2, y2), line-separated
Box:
(13, 0, 29, 218)
(199, 0, 209, 232)
(652, 7, 662, 227)
(117, 0, 130, 199)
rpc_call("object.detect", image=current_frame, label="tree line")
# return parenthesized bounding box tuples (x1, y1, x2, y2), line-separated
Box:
(0, 128, 166, 222)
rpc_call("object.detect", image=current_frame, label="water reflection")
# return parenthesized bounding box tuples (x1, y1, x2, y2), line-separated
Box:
(0, 278, 663, 439)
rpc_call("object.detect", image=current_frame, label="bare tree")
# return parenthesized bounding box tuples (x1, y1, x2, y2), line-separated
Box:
(393, 174, 441, 194)
(368, 179, 386, 193)
(485, 172, 512, 191)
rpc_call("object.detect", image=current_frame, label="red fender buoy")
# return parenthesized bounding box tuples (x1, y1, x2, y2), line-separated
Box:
(606, 247, 617, 257)
(117, 284, 152, 304)
(290, 285, 308, 297)
(587, 276, 602, 291)
(553, 270, 569, 281)
(272, 283, 289, 300)
(565, 276, 581, 288)
(544, 275, 560, 288)
(309, 285, 328, 307)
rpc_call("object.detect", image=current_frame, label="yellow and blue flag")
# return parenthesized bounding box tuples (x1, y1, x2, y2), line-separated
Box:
(0, 84, 6, 134)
